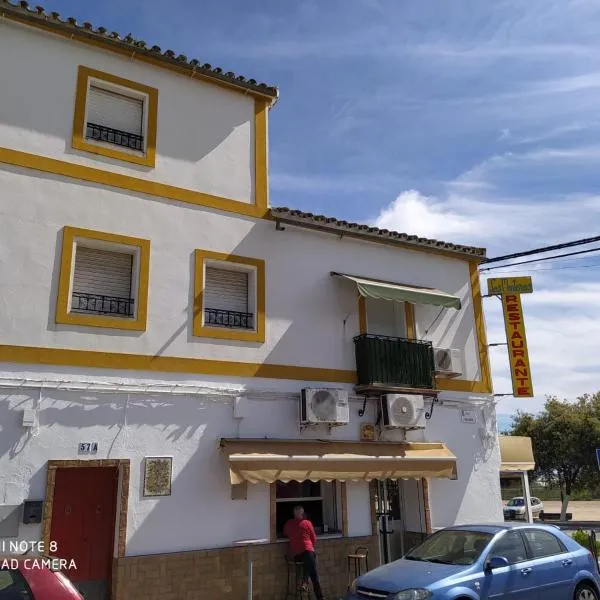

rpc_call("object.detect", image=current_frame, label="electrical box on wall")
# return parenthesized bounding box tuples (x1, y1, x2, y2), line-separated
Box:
(22, 500, 43, 524)
(22, 408, 37, 428)
(233, 396, 249, 419)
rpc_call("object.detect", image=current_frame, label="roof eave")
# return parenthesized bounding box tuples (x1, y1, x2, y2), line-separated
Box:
(0, 1, 279, 104)
(270, 208, 487, 261)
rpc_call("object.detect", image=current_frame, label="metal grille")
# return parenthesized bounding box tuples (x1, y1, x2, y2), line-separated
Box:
(204, 308, 253, 329)
(86, 122, 144, 151)
(356, 587, 389, 599)
(353, 334, 435, 389)
(71, 292, 134, 316)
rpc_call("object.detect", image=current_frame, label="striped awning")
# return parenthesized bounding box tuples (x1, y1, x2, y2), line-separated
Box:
(219, 438, 457, 484)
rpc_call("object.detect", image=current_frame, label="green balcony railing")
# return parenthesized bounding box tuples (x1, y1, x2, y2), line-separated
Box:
(354, 334, 435, 389)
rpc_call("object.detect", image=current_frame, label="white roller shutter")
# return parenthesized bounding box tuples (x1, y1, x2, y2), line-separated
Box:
(204, 267, 248, 313)
(87, 85, 143, 135)
(72, 246, 133, 299)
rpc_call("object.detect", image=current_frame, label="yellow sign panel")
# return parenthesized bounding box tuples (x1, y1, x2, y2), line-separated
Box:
(488, 277, 533, 295)
(502, 293, 534, 398)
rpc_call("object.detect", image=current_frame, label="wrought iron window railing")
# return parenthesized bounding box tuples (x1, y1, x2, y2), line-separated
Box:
(354, 333, 435, 389)
(205, 308, 254, 330)
(86, 122, 144, 152)
(71, 292, 135, 317)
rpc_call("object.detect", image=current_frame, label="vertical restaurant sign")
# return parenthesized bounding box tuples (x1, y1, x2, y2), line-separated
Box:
(501, 293, 534, 397)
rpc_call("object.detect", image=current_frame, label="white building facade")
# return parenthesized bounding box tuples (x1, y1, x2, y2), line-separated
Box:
(0, 3, 502, 599)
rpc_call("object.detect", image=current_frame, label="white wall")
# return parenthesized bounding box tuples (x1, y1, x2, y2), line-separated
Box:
(0, 367, 501, 555)
(0, 371, 374, 554)
(0, 13, 499, 554)
(426, 395, 503, 527)
(415, 298, 480, 381)
(0, 20, 255, 204)
(0, 167, 479, 377)
(346, 482, 372, 537)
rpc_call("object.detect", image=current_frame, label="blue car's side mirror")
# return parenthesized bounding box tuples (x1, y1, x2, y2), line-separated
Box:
(486, 556, 509, 571)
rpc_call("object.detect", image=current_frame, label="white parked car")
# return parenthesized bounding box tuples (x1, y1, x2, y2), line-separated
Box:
(503, 496, 544, 519)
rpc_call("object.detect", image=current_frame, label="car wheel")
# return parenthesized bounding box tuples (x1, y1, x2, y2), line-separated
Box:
(575, 583, 599, 600)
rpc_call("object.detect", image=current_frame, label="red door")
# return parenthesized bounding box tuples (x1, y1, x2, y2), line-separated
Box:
(49, 467, 118, 584)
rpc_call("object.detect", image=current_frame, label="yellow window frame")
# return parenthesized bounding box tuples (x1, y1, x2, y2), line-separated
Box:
(72, 66, 158, 168)
(56, 226, 150, 331)
(194, 250, 265, 343)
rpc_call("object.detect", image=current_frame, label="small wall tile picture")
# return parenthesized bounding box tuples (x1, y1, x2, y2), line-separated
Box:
(143, 457, 172, 497)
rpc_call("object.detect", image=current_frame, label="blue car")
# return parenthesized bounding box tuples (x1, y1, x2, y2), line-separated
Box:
(346, 523, 600, 600)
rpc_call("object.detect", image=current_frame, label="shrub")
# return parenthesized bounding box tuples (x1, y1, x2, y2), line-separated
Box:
(572, 529, 600, 553)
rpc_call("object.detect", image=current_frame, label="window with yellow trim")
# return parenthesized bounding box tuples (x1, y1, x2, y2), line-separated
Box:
(72, 66, 158, 167)
(193, 250, 265, 343)
(56, 226, 150, 331)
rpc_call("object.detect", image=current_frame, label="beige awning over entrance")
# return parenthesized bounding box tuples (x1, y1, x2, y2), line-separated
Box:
(499, 436, 535, 472)
(219, 438, 457, 484)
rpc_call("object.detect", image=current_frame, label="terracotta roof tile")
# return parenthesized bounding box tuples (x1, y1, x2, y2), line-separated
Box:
(270, 207, 486, 259)
(1, 0, 278, 101)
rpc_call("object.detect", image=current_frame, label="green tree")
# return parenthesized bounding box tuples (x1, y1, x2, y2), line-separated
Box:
(511, 393, 600, 518)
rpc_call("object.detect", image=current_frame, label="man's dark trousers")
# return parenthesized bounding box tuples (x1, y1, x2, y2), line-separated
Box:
(295, 550, 324, 600)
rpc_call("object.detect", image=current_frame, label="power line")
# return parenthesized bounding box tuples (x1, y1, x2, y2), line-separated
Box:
(482, 234, 600, 264)
(484, 262, 600, 274)
(480, 246, 600, 272)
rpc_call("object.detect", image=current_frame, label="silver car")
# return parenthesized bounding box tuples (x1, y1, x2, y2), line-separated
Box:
(503, 496, 544, 519)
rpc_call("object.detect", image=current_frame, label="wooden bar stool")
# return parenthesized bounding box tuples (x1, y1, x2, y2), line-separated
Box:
(347, 546, 369, 588)
(285, 557, 310, 600)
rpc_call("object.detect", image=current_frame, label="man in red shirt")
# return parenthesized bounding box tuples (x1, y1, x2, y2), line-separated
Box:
(283, 506, 325, 600)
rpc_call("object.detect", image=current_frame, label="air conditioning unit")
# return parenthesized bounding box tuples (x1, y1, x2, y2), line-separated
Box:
(300, 389, 350, 425)
(433, 347, 462, 377)
(380, 394, 425, 429)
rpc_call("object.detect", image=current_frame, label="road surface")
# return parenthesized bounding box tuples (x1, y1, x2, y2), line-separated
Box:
(538, 501, 600, 521)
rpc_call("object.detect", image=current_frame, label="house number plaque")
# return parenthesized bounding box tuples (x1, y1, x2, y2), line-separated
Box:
(78, 442, 98, 455)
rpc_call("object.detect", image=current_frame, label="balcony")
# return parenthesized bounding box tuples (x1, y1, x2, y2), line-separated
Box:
(353, 334, 435, 391)
(204, 308, 254, 330)
(71, 292, 134, 317)
(86, 122, 144, 151)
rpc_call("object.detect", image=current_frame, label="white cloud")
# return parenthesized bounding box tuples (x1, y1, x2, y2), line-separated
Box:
(513, 122, 598, 145)
(522, 283, 600, 307)
(487, 309, 600, 414)
(454, 146, 600, 191)
(371, 186, 598, 248)
(413, 43, 597, 61)
(372, 164, 600, 415)
(172, 0, 600, 418)
(373, 190, 474, 239)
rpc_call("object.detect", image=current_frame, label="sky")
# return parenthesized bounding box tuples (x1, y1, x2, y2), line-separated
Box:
(39, 0, 600, 418)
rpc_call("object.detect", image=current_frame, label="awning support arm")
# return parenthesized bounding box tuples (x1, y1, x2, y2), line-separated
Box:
(425, 397, 438, 420)
(358, 395, 368, 417)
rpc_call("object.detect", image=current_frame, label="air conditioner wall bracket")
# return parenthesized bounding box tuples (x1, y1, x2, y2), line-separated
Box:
(425, 396, 438, 420)
(358, 395, 368, 417)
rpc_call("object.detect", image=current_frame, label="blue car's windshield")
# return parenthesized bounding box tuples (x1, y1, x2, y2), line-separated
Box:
(405, 530, 493, 566)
